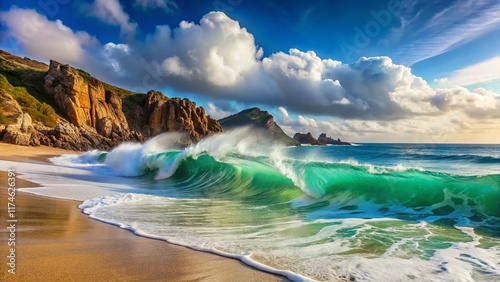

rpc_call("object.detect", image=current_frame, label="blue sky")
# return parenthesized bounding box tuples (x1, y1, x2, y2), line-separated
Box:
(1, 0, 500, 143)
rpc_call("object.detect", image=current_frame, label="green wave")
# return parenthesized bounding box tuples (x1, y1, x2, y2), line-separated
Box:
(96, 150, 500, 226)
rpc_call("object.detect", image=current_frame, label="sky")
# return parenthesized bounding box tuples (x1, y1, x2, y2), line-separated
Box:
(1, 0, 500, 143)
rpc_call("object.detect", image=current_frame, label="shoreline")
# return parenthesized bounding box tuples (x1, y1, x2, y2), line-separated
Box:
(0, 143, 287, 281)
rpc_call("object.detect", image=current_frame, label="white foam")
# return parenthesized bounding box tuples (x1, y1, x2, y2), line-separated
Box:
(0, 159, 144, 201)
(79, 192, 313, 282)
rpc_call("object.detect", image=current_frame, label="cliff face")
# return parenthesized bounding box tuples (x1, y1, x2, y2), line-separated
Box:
(219, 107, 300, 146)
(44, 60, 129, 138)
(293, 132, 324, 145)
(0, 51, 224, 150)
(126, 90, 223, 143)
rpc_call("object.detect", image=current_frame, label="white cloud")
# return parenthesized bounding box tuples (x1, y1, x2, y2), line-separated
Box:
(90, 0, 137, 35)
(103, 43, 130, 73)
(0, 8, 97, 64)
(432, 87, 500, 118)
(434, 77, 448, 84)
(278, 107, 293, 125)
(157, 12, 263, 87)
(206, 102, 234, 120)
(134, 0, 178, 14)
(261, 52, 440, 119)
(276, 106, 500, 143)
(435, 56, 500, 87)
(297, 115, 318, 127)
(394, 0, 500, 65)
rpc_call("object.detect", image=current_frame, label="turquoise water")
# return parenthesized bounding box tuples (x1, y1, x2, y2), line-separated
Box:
(69, 132, 500, 281)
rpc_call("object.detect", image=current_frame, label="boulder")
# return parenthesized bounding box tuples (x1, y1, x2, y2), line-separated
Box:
(96, 117, 113, 138)
(3, 125, 31, 146)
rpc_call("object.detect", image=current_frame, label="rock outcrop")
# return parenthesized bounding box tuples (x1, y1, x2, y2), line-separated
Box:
(219, 107, 300, 146)
(318, 133, 351, 145)
(2, 112, 33, 146)
(127, 90, 223, 143)
(44, 60, 130, 137)
(293, 132, 325, 145)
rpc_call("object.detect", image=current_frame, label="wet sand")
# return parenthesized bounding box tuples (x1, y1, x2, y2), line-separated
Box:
(0, 143, 286, 281)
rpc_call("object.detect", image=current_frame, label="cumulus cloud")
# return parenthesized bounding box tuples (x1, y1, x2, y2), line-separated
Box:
(134, 0, 178, 14)
(158, 12, 263, 87)
(0, 8, 97, 64)
(82, 11, 500, 122)
(206, 102, 234, 119)
(90, 0, 137, 35)
(103, 43, 130, 73)
(432, 87, 500, 118)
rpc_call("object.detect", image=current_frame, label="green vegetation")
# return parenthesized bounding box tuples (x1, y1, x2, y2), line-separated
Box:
(0, 74, 57, 126)
(77, 68, 138, 99)
(76, 68, 91, 83)
(122, 93, 147, 116)
(103, 81, 137, 98)
(219, 108, 266, 127)
(0, 110, 16, 125)
(0, 55, 65, 123)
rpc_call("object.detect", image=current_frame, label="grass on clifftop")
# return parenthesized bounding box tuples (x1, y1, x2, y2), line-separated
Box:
(0, 74, 58, 127)
(219, 108, 268, 127)
(76, 68, 138, 98)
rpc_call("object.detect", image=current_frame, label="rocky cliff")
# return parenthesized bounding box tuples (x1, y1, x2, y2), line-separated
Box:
(293, 132, 325, 145)
(126, 90, 222, 143)
(0, 51, 224, 150)
(44, 60, 131, 139)
(219, 107, 300, 146)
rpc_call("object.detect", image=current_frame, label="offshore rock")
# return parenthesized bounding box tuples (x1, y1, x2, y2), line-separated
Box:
(293, 132, 325, 145)
(317, 133, 351, 145)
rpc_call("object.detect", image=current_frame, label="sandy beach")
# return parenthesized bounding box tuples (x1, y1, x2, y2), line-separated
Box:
(0, 143, 286, 281)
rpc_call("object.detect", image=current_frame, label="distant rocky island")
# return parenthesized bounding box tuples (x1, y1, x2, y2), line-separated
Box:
(219, 108, 300, 146)
(293, 132, 351, 146)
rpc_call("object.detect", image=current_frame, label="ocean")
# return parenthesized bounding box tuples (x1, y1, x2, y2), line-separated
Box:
(16, 129, 500, 281)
